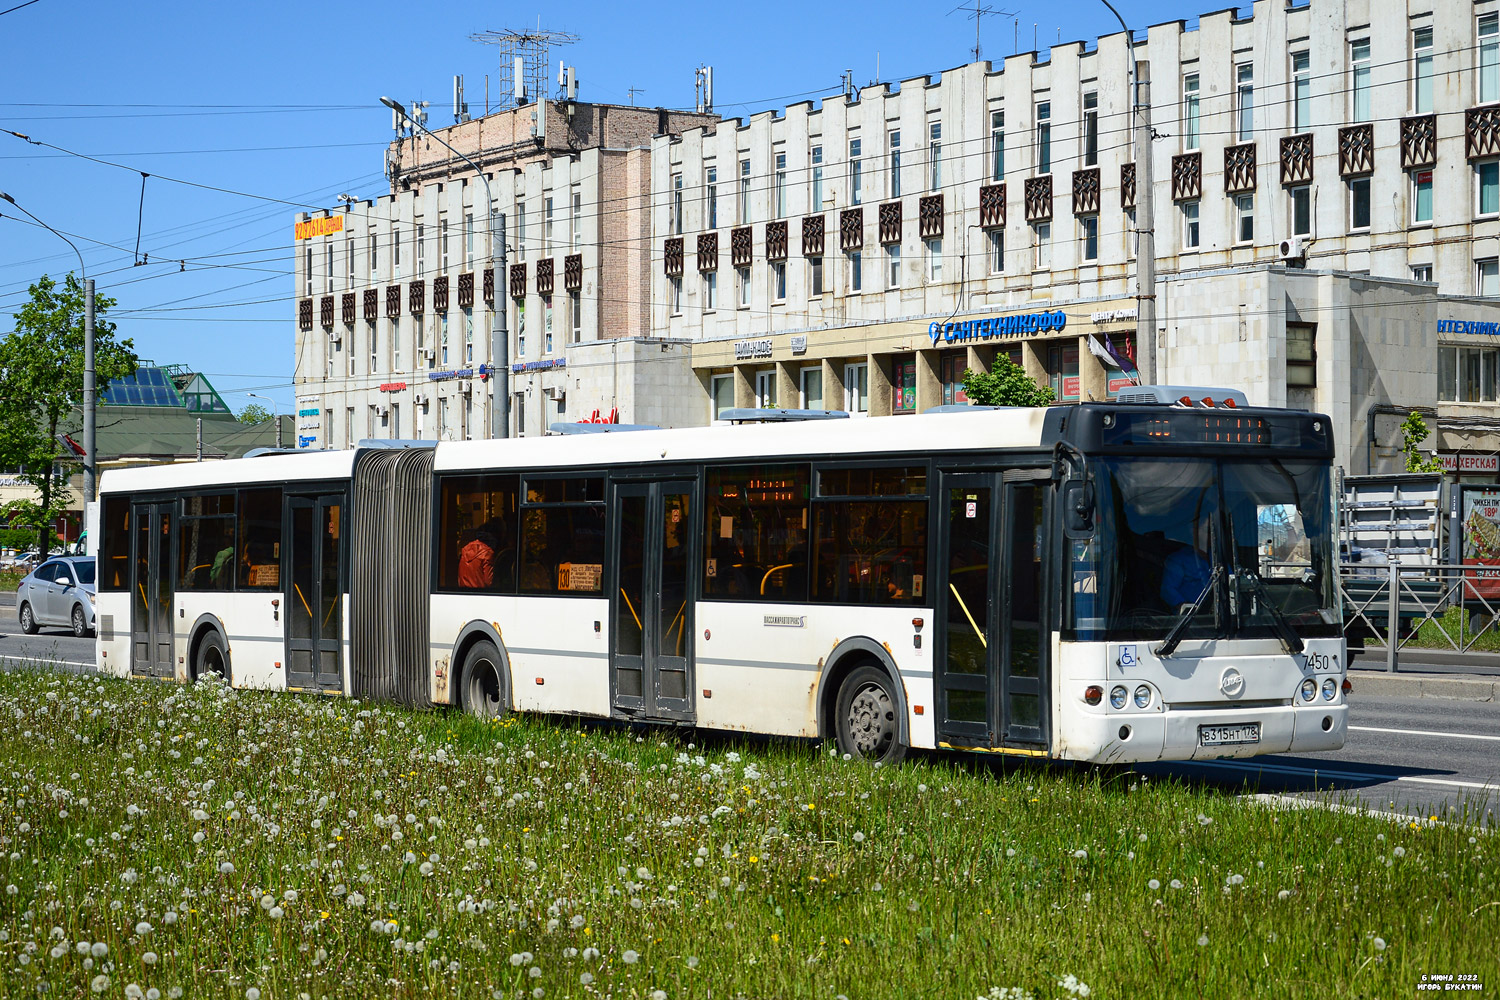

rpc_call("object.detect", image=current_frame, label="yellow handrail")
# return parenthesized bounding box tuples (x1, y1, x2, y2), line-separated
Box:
(294, 584, 313, 620)
(949, 582, 987, 648)
(759, 564, 794, 595)
(619, 587, 642, 631)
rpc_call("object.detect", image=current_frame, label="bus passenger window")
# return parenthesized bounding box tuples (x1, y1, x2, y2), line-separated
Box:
(812, 465, 929, 605)
(238, 487, 283, 590)
(99, 496, 131, 592)
(701, 465, 810, 602)
(437, 474, 519, 593)
(519, 482, 605, 595)
(178, 493, 236, 591)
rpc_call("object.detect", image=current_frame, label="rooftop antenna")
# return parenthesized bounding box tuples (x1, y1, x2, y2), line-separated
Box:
(949, 1, 1013, 63)
(471, 25, 580, 109)
(627, 85, 645, 106)
(694, 65, 714, 113)
(452, 75, 470, 123)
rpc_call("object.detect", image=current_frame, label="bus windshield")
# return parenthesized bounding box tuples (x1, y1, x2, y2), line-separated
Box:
(1067, 456, 1339, 642)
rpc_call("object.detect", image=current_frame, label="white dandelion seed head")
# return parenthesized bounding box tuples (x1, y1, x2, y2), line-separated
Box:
(125, 987, 144, 1000)
(90, 974, 110, 994)
(853, 831, 865, 843)
(135, 922, 152, 936)
(652, 991, 668, 1000)
(1073, 849, 1088, 860)
(1148, 879, 1160, 890)
(269, 906, 284, 920)
(1197, 935, 1209, 947)
(90, 942, 108, 958)
(579, 973, 594, 985)
(1170, 879, 1183, 890)
(1373, 937, 1387, 951)
(283, 889, 298, 902)
(246, 989, 262, 1000)
(582, 947, 600, 961)
(163, 911, 177, 925)
(622, 949, 640, 964)
(687, 955, 699, 968)
(510, 953, 525, 967)
(142, 952, 158, 965)
(218, 862, 235, 874)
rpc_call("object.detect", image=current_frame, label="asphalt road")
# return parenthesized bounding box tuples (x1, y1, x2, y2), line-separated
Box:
(0, 605, 1493, 826)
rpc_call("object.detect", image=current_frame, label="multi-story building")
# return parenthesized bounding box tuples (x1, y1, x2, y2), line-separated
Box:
(293, 99, 717, 445)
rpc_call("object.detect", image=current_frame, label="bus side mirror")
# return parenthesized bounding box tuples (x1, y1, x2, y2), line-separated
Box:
(1063, 481, 1095, 537)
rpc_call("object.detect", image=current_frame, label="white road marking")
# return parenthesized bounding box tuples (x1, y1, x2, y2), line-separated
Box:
(1248, 794, 1498, 833)
(1351, 724, 1500, 743)
(0, 656, 95, 670)
(1182, 757, 1499, 792)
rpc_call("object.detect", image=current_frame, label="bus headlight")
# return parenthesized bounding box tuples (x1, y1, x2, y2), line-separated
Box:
(1133, 685, 1152, 709)
(1109, 685, 1128, 709)
(1300, 678, 1318, 702)
(1321, 677, 1337, 701)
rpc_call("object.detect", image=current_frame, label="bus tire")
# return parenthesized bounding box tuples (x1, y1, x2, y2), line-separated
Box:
(194, 630, 229, 683)
(459, 640, 509, 720)
(834, 664, 907, 765)
(17, 602, 37, 635)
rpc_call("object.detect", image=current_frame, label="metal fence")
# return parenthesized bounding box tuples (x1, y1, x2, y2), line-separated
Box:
(1339, 562, 1500, 671)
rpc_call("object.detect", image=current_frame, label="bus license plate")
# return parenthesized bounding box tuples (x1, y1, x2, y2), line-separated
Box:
(1198, 723, 1261, 747)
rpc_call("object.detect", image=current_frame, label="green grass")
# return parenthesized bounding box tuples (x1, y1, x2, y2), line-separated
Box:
(1409, 606, 1500, 652)
(0, 669, 1494, 999)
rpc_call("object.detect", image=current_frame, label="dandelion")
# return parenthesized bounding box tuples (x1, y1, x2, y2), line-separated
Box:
(1170, 879, 1183, 890)
(1197, 813, 1213, 826)
(91, 942, 108, 958)
(218, 861, 235, 875)
(579, 973, 594, 985)
(1197, 935, 1209, 947)
(419, 862, 435, 876)
(1393, 847, 1406, 858)
(142, 952, 157, 965)
(247, 989, 262, 1000)
(687, 956, 699, 968)
(1148, 879, 1160, 890)
(652, 991, 668, 1000)
(135, 921, 152, 936)
(1374, 937, 1387, 952)
(1073, 849, 1088, 860)
(623, 949, 640, 964)
(582, 947, 600, 961)
(853, 831, 865, 843)
(269, 906, 284, 920)
(91, 975, 110, 994)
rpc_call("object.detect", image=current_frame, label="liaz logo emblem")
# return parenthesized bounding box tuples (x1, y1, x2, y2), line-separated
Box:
(1220, 667, 1245, 698)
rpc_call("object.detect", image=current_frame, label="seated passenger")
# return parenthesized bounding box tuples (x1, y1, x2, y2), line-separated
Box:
(458, 520, 504, 590)
(1161, 520, 1214, 611)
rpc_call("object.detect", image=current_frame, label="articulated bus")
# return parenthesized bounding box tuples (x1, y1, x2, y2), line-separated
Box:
(96, 388, 1348, 764)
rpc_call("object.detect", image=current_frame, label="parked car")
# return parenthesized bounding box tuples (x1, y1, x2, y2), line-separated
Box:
(5, 551, 40, 572)
(16, 556, 96, 637)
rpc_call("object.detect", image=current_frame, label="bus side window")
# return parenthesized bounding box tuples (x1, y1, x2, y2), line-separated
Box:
(437, 473, 519, 593)
(519, 478, 605, 595)
(238, 487, 284, 590)
(701, 464, 811, 602)
(100, 496, 131, 592)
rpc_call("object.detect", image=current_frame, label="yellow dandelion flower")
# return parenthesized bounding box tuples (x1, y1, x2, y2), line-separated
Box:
(771, 933, 780, 943)
(319, 911, 329, 919)
(749, 855, 759, 864)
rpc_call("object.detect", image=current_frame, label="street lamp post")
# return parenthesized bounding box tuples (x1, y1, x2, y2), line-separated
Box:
(0, 191, 97, 503)
(380, 97, 510, 437)
(247, 393, 281, 448)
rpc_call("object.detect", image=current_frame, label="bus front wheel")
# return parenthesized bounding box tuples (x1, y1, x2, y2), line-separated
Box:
(461, 640, 509, 720)
(194, 631, 229, 683)
(834, 665, 907, 765)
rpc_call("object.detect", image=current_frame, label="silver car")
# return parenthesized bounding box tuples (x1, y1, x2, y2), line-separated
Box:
(17, 556, 97, 637)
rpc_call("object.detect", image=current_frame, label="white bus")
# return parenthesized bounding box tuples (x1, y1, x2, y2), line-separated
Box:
(97, 390, 1347, 764)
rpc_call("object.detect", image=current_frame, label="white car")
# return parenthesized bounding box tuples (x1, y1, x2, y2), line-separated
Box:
(16, 556, 97, 637)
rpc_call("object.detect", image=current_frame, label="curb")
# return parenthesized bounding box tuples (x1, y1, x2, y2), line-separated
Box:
(1349, 671, 1500, 702)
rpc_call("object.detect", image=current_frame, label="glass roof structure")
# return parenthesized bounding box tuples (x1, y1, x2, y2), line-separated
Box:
(101, 367, 183, 407)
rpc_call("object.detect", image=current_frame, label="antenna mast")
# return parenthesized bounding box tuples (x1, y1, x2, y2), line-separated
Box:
(470, 25, 581, 108)
(948, 1, 1014, 62)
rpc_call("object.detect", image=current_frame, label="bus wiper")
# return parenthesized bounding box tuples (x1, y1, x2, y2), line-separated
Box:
(1239, 571, 1305, 656)
(1153, 565, 1221, 658)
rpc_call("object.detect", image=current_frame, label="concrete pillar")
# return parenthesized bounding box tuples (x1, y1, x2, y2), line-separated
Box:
(966, 344, 996, 375)
(1079, 335, 1109, 402)
(916, 349, 943, 412)
(733, 364, 755, 408)
(868, 352, 894, 417)
(776, 361, 800, 409)
(1021, 339, 1047, 382)
(822, 358, 844, 411)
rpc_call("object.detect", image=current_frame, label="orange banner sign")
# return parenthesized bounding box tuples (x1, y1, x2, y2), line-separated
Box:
(295, 216, 345, 240)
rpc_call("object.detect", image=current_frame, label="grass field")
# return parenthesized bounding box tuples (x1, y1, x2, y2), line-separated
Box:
(0, 669, 1494, 999)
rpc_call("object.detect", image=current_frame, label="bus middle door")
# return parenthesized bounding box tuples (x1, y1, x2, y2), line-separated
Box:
(130, 501, 175, 678)
(610, 480, 695, 722)
(284, 493, 345, 693)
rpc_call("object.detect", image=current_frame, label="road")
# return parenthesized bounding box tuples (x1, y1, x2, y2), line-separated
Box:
(0, 604, 1494, 825)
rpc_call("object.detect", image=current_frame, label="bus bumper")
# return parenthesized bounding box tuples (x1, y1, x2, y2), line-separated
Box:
(1058, 702, 1348, 763)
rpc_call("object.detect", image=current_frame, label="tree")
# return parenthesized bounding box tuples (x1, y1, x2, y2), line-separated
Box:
(0, 273, 137, 558)
(1401, 410, 1443, 473)
(960, 355, 1056, 407)
(239, 403, 273, 425)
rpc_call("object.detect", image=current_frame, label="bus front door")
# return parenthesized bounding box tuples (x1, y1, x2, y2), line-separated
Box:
(610, 480, 695, 722)
(285, 494, 344, 693)
(936, 473, 1049, 751)
(130, 502, 175, 678)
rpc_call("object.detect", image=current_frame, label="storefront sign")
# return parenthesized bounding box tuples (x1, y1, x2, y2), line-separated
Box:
(298, 420, 321, 430)
(929, 310, 1067, 346)
(297, 435, 318, 448)
(1460, 488, 1500, 599)
(1437, 319, 1500, 335)
(294, 216, 345, 240)
(427, 368, 476, 381)
(379, 382, 407, 392)
(512, 358, 567, 373)
(1441, 453, 1500, 473)
(1107, 376, 1136, 394)
(790, 335, 808, 354)
(1062, 376, 1081, 399)
(1091, 307, 1137, 323)
(735, 338, 774, 360)
(297, 407, 319, 417)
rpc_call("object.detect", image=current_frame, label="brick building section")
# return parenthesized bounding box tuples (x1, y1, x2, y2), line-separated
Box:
(599, 148, 652, 339)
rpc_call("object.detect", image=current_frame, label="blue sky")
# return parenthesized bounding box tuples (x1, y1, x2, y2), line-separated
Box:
(0, 0, 1198, 413)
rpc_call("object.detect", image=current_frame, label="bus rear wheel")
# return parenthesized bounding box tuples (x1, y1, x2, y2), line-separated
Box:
(834, 665, 907, 765)
(461, 640, 508, 720)
(194, 631, 229, 683)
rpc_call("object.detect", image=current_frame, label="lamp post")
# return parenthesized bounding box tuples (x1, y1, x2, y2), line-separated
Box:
(1098, 2, 1156, 385)
(247, 393, 281, 448)
(0, 191, 97, 503)
(380, 97, 510, 437)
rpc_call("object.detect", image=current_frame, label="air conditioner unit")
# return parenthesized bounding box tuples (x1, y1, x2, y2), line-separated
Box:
(422, 348, 436, 360)
(375, 405, 390, 417)
(1278, 236, 1308, 262)
(459, 380, 472, 394)
(543, 385, 566, 403)
(413, 393, 429, 407)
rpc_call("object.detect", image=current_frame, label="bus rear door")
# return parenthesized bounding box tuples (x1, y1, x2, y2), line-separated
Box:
(285, 493, 345, 693)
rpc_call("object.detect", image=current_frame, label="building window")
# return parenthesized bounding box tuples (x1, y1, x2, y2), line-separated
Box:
(1035, 101, 1052, 173)
(1080, 216, 1098, 262)
(925, 238, 942, 281)
(1291, 53, 1310, 133)
(464, 214, 475, 266)
(464, 306, 474, 362)
(892, 359, 916, 413)
(670, 175, 682, 235)
(1291, 185, 1312, 237)
(325, 244, 333, 293)
(669, 276, 682, 315)
(811, 144, 824, 210)
(941, 353, 968, 405)
(710, 374, 735, 419)
(1033, 221, 1051, 270)
(1125, 207, 1136, 260)
(844, 363, 869, 415)
(1348, 177, 1371, 231)
(1235, 63, 1254, 143)
(704, 166, 717, 231)
(737, 265, 751, 308)
(987, 228, 1004, 273)
(1439, 344, 1500, 401)
(304, 246, 312, 295)
(848, 251, 863, 293)
(1048, 344, 1080, 401)
(513, 300, 524, 359)
(1182, 200, 1200, 250)
(990, 110, 1005, 181)
(571, 190, 582, 250)
(346, 237, 355, 287)
(704, 270, 718, 311)
(774, 150, 787, 218)
(514, 204, 525, 261)
(1182, 73, 1200, 150)
(755, 370, 777, 408)
(739, 158, 752, 223)
(368, 320, 377, 373)
(1350, 39, 1372, 123)
(1235, 193, 1255, 243)
(1483, 13, 1500, 104)
(1479, 257, 1500, 296)
(800, 366, 823, 409)
(886, 244, 901, 288)
(440, 216, 449, 271)
(393, 317, 402, 370)
(441, 313, 450, 365)
(1287, 323, 1317, 387)
(1412, 26, 1434, 114)
(1412, 169, 1434, 224)
(1082, 91, 1098, 167)
(849, 137, 863, 206)
(1479, 160, 1500, 217)
(570, 290, 582, 342)
(393, 227, 401, 277)
(888, 129, 902, 199)
(928, 120, 942, 191)
(370, 229, 378, 272)
(416, 222, 425, 271)
(772, 261, 787, 302)
(1411, 264, 1432, 283)
(810, 256, 825, 296)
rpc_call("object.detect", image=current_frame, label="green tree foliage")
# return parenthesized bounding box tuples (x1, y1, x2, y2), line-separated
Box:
(960, 355, 1056, 407)
(1401, 411, 1443, 473)
(238, 403, 273, 425)
(0, 274, 137, 557)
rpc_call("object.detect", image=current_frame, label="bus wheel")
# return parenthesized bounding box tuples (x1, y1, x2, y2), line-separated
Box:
(461, 640, 508, 720)
(834, 665, 907, 765)
(194, 631, 229, 682)
(17, 602, 36, 635)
